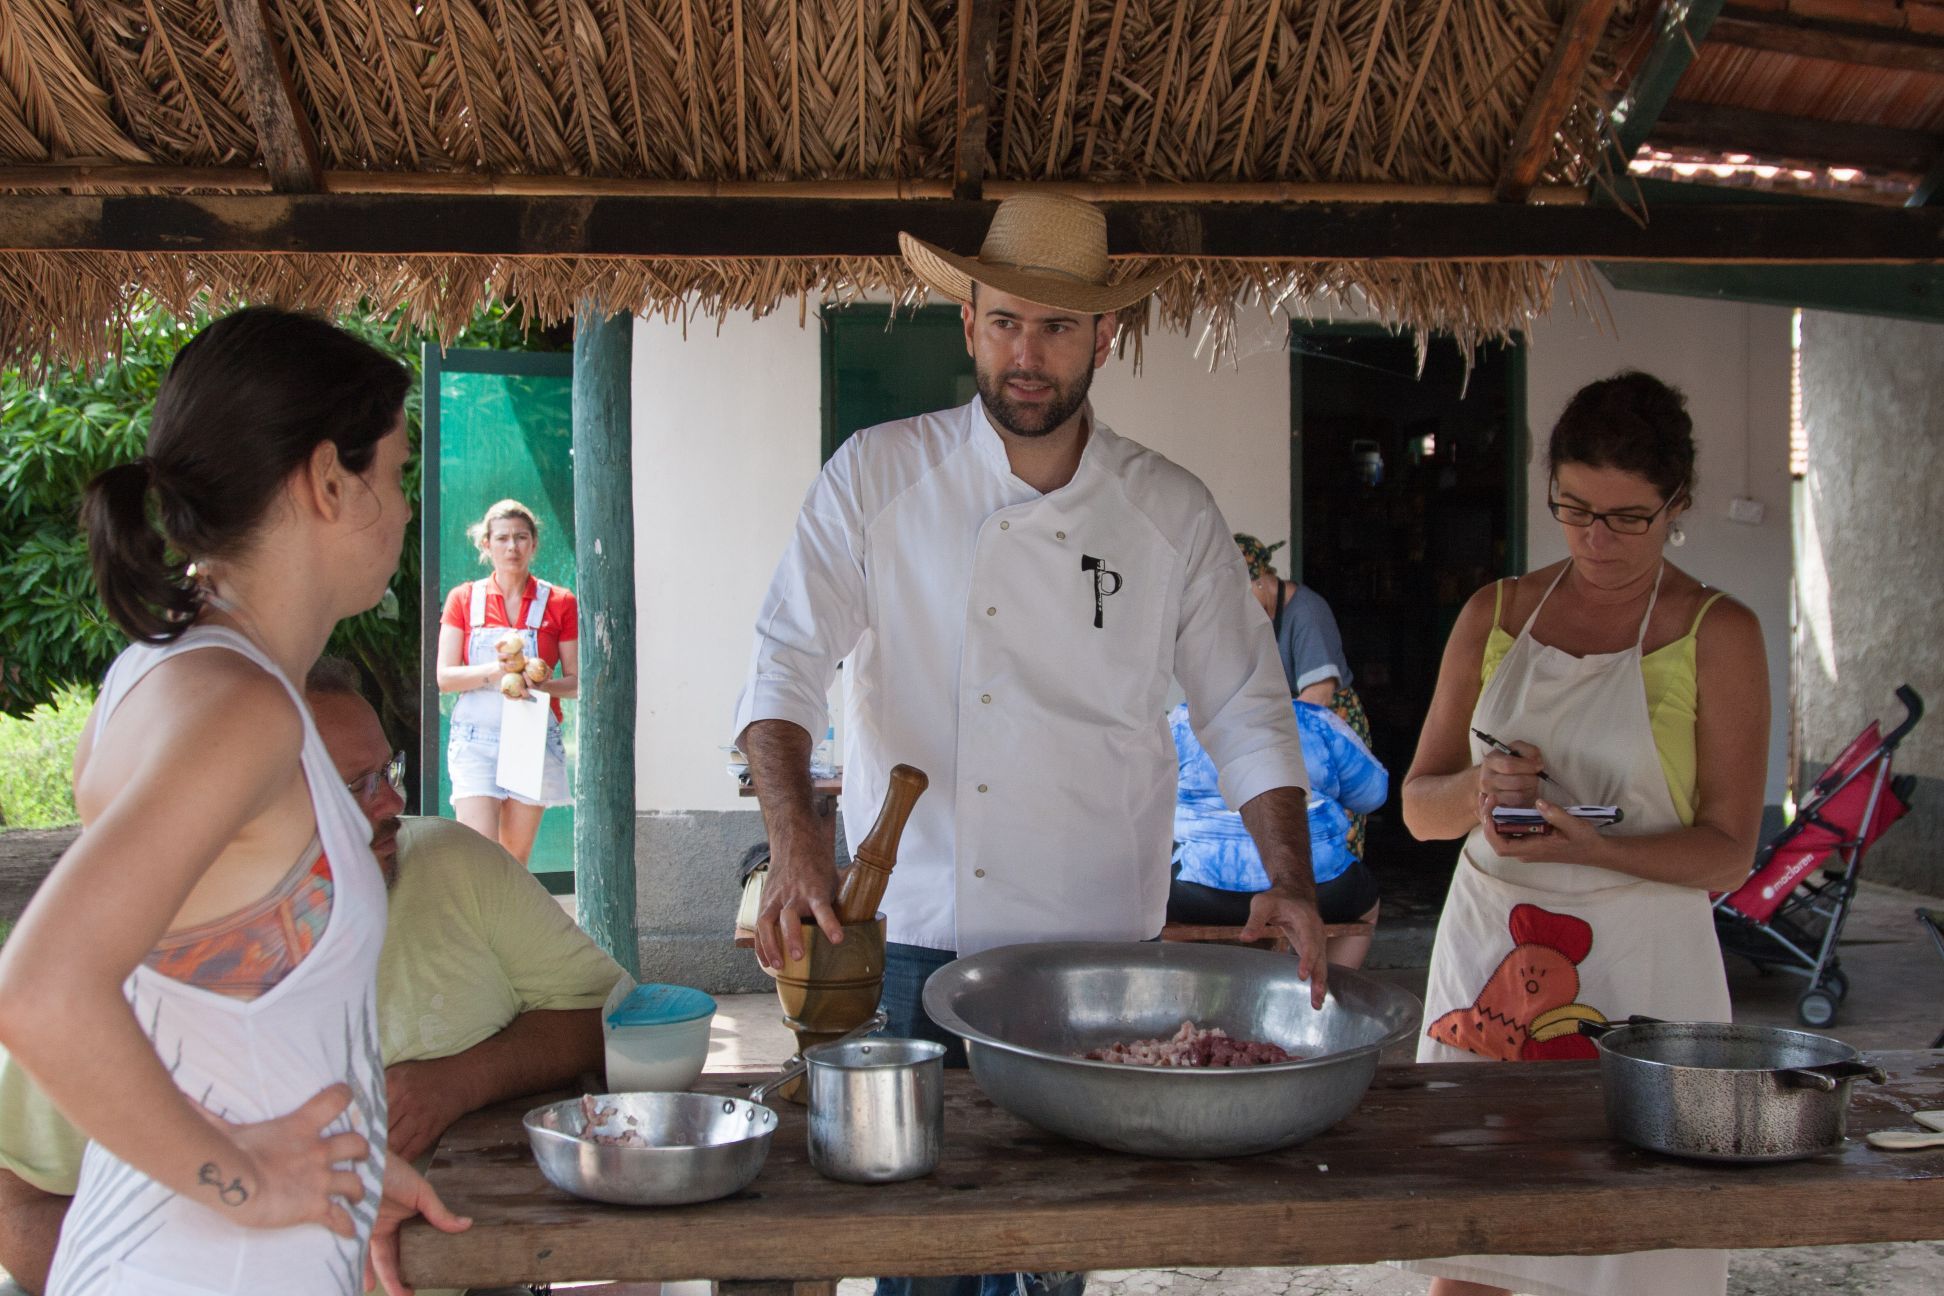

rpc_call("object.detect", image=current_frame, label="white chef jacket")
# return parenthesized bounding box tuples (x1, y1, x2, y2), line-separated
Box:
(733, 396, 1307, 955)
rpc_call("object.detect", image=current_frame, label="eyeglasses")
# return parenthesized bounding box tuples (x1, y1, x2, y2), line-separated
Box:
(347, 751, 407, 803)
(1547, 492, 1674, 536)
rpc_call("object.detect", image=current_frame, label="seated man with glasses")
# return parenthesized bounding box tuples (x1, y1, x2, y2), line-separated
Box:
(0, 658, 624, 1296)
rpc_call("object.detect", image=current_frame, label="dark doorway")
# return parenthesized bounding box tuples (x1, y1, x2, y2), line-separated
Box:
(822, 304, 977, 461)
(1291, 329, 1525, 913)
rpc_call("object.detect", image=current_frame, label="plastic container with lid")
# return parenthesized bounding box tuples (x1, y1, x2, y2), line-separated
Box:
(602, 978, 717, 1092)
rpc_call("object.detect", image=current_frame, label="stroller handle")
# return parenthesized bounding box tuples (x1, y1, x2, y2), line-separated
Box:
(1887, 685, 1924, 747)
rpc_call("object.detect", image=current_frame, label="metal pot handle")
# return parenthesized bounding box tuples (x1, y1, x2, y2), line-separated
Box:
(1780, 1059, 1889, 1091)
(749, 1009, 889, 1106)
(1575, 1013, 1664, 1040)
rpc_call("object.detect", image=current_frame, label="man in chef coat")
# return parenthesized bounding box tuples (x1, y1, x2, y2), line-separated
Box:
(734, 193, 1326, 1040)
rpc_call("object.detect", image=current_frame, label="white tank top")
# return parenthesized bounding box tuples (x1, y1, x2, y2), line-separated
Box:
(48, 627, 388, 1296)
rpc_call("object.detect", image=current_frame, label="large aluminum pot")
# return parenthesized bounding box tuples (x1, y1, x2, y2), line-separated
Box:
(1581, 1018, 1887, 1163)
(524, 1092, 776, 1205)
(803, 1036, 946, 1183)
(922, 941, 1420, 1158)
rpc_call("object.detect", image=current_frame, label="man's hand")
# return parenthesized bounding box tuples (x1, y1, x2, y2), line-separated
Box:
(1239, 886, 1330, 1009)
(364, 1156, 469, 1296)
(1235, 785, 1327, 1008)
(753, 834, 843, 970)
(740, 719, 844, 969)
(383, 1060, 472, 1164)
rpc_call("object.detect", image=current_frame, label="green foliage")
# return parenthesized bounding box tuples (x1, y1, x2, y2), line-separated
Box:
(0, 298, 567, 765)
(0, 684, 93, 827)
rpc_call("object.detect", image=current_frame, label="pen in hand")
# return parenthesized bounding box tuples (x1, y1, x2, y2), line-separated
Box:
(1471, 727, 1577, 805)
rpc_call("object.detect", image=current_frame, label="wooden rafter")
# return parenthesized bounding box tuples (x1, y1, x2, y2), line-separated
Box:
(1709, 4, 1944, 76)
(1650, 101, 1941, 174)
(954, 0, 999, 199)
(212, 0, 323, 193)
(7, 193, 1944, 263)
(1497, 0, 1618, 203)
(1612, 0, 1730, 161)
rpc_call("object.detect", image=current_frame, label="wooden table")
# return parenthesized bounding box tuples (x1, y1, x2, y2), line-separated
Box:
(401, 1052, 1944, 1292)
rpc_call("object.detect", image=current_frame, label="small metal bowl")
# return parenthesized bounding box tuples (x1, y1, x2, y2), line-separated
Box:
(523, 1092, 777, 1205)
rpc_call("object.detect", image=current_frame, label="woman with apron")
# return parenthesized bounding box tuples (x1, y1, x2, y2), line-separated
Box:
(1398, 372, 1770, 1296)
(436, 499, 579, 865)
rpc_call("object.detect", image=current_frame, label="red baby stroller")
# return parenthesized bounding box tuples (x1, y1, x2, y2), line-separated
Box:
(1713, 685, 1923, 1028)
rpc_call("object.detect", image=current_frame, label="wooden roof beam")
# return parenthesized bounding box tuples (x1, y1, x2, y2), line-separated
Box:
(1650, 100, 1942, 173)
(213, 0, 323, 193)
(1710, 4, 1944, 75)
(6, 193, 1944, 263)
(1498, 0, 1619, 202)
(954, 1, 999, 200)
(1612, 0, 1731, 161)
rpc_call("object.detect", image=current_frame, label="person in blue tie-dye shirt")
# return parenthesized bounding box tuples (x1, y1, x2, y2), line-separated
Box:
(1169, 699, 1389, 967)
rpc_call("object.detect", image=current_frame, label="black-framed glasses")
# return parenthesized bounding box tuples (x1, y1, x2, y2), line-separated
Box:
(1547, 492, 1674, 536)
(347, 751, 407, 803)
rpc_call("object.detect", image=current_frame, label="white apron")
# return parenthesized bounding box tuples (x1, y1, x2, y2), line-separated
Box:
(449, 577, 552, 735)
(1406, 566, 1730, 1296)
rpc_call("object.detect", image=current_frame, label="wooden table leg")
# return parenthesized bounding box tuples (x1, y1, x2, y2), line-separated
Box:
(718, 1281, 837, 1296)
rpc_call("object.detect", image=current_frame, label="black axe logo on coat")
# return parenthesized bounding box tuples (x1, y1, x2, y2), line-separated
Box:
(1080, 555, 1122, 628)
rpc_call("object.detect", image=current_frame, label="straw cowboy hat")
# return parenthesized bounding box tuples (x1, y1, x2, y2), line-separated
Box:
(899, 192, 1172, 314)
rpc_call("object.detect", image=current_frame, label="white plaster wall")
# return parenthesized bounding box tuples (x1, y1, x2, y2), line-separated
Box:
(632, 289, 1792, 812)
(633, 313, 823, 812)
(1091, 319, 1291, 545)
(1524, 293, 1796, 806)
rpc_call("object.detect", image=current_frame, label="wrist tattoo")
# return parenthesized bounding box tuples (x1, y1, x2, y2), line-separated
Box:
(198, 1162, 250, 1206)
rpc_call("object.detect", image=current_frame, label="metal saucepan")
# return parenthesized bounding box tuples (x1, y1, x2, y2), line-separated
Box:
(922, 940, 1421, 1158)
(1580, 1017, 1887, 1163)
(523, 1092, 777, 1205)
(800, 1036, 946, 1182)
(752, 1011, 944, 1183)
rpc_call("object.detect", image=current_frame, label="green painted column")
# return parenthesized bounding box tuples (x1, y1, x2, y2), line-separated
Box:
(572, 303, 639, 976)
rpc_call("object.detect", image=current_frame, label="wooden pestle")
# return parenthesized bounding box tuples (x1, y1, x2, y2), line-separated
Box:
(834, 764, 929, 924)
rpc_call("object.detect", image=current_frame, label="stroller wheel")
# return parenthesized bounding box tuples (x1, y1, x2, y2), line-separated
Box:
(1797, 987, 1839, 1029)
(1821, 968, 1850, 1001)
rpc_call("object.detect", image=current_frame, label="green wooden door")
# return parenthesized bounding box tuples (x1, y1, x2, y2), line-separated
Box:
(821, 305, 978, 461)
(419, 348, 577, 888)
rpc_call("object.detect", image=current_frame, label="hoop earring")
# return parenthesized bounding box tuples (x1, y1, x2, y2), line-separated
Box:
(1669, 523, 1686, 548)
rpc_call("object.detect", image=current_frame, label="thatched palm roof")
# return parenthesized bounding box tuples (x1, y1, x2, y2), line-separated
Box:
(0, 1, 1646, 362)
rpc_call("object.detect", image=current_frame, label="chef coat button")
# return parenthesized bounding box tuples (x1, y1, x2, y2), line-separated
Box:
(1056, 530, 1066, 540)
(975, 868, 986, 878)
(999, 520, 1009, 530)
(986, 606, 996, 616)
(980, 693, 991, 704)
(977, 783, 988, 793)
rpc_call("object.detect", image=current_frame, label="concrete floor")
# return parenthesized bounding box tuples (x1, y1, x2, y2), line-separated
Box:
(715, 877, 1944, 1296)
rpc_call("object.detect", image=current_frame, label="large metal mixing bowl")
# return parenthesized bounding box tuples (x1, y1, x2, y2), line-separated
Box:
(524, 1092, 777, 1205)
(923, 941, 1420, 1158)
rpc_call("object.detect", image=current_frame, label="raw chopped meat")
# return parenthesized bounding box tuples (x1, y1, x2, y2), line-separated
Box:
(1082, 1021, 1296, 1067)
(576, 1094, 649, 1146)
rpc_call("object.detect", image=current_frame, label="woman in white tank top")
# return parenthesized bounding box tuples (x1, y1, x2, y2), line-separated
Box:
(0, 308, 468, 1295)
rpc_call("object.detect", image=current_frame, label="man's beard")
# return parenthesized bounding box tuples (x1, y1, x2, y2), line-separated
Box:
(976, 362, 1093, 438)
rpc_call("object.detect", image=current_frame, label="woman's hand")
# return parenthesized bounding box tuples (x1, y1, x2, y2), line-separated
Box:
(215, 1084, 371, 1235)
(1477, 740, 1546, 810)
(1479, 796, 1617, 869)
(365, 1156, 471, 1296)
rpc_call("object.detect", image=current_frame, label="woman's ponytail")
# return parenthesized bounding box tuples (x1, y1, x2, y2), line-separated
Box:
(81, 458, 201, 643)
(77, 306, 408, 646)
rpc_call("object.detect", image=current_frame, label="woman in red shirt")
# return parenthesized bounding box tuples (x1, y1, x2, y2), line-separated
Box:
(435, 499, 579, 863)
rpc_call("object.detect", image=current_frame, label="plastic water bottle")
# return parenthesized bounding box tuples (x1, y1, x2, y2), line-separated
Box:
(811, 725, 837, 778)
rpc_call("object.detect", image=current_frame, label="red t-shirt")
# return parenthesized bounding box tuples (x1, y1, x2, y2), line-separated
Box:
(442, 580, 579, 720)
